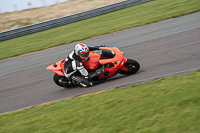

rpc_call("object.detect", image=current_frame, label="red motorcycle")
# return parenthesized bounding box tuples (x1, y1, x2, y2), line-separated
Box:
(46, 47, 140, 87)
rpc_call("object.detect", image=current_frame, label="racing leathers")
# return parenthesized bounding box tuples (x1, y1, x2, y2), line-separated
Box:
(63, 46, 115, 87)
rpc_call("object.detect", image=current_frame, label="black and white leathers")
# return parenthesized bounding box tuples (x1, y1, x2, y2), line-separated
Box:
(64, 46, 114, 79)
(64, 50, 88, 78)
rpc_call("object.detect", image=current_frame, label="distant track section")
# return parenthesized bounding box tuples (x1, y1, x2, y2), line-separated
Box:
(0, 0, 151, 42)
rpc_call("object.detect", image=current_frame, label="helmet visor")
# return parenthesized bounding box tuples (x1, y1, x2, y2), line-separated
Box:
(79, 51, 89, 58)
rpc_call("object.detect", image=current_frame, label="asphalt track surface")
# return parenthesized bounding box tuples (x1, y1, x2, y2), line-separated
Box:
(0, 12, 200, 114)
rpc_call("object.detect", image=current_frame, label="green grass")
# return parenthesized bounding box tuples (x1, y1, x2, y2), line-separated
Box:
(0, 0, 200, 60)
(0, 70, 200, 133)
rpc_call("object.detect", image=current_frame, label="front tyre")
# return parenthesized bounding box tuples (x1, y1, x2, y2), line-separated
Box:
(120, 59, 140, 74)
(53, 73, 69, 87)
(125, 59, 140, 74)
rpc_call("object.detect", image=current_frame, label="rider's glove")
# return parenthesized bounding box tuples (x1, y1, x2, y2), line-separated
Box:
(98, 44, 106, 47)
(97, 44, 106, 50)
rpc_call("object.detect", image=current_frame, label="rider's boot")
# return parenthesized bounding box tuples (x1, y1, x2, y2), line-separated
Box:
(90, 68, 106, 78)
(71, 75, 93, 87)
(71, 68, 105, 87)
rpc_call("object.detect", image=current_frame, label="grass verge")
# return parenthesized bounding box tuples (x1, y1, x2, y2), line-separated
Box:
(0, 0, 200, 60)
(0, 70, 200, 133)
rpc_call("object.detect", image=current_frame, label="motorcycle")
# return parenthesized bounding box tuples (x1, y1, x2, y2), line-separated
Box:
(46, 47, 140, 88)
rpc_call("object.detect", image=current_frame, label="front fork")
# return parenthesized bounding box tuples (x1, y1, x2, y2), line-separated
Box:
(119, 57, 128, 71)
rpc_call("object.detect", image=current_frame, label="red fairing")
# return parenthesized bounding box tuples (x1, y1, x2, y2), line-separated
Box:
(46, 59, 65, 76)
(82, 52, 101, 71)
(119, 57, 128, 71)
(51, 70, 65, 76)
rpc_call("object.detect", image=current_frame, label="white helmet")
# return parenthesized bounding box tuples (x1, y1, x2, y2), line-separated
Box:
(75, 43, 89, 60)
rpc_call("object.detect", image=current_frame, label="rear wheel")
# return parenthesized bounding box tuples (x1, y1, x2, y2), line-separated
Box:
(119, 59, 140, 74)
(53, 73, 69, 87)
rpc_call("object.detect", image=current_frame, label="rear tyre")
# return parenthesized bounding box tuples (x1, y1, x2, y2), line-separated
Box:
(119, 59, 140, 74)
(53, 73, 69, 87)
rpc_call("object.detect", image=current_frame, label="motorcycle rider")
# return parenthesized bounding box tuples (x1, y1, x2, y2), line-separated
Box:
(64, 43, 115, 87)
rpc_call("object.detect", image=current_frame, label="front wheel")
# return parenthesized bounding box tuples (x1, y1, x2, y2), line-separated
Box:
(119, 59, 140, 74)
(53, 73, 70, 87)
